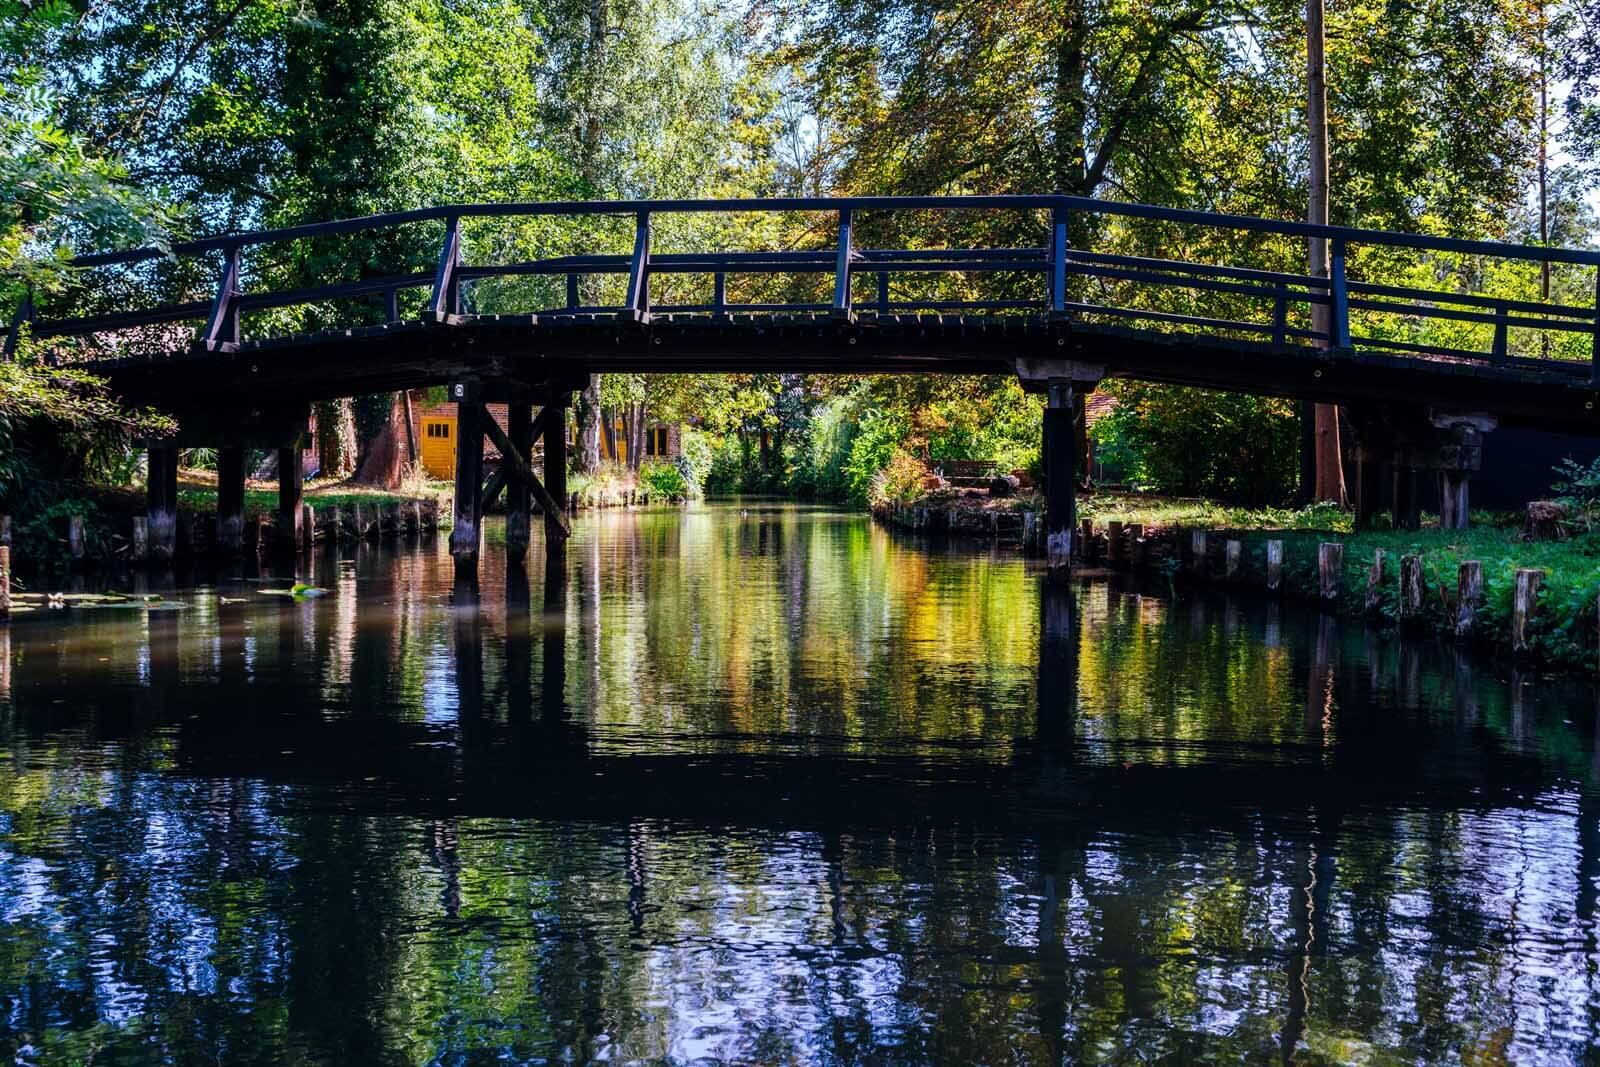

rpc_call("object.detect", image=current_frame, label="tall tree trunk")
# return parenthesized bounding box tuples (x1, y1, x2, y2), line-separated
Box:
(600, 405, 617, 464)
(1537, 2, 1550, 358)
(315, 398, 358, 479)
(621, 405, 637, 470)
(628, 402, 647, 469)
(1307, 0, 1346, 505)
(1053, 3, 1089, 195)
(354, 393, 407, 488)
(576, 375, 602, 473)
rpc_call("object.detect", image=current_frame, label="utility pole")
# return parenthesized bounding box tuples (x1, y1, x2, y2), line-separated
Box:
(1307, 0, 1346, 505)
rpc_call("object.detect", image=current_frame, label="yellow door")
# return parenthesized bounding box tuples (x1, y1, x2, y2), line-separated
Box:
(420, 416, 456, 479)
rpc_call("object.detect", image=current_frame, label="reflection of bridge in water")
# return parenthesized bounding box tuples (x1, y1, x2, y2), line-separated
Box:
(10, 195, 1600, 576)
(2, 537, 1599, 1062)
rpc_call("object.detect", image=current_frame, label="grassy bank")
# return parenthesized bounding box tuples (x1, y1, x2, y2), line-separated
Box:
(170, 469, 453, 519)
(1076, 494, 1599, 673)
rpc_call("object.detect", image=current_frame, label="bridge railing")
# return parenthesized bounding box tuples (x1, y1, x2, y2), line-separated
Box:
(6, 195, 1598, 381)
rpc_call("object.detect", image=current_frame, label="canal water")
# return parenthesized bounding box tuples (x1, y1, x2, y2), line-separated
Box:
(1, 502, 1597, 1064)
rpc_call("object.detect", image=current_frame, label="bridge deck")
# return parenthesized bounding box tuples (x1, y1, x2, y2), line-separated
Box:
(6, 193, 1599, 434)
(77, 312, 1600, 434)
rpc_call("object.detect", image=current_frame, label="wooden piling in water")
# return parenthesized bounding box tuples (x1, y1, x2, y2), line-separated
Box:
(0, 545, 9, 620)
(411, 500, 423, 536)
(1399, 554, 1424, 626)
(1108, 521, 1126, 564)
(1129, 523, 1146, 567)
(1265, 540, 1283, 592)
(132, 516, 148, 562)
(68, 515, 85, 560)
(1318, 542, 1343, 604)
(1456, 561, 1483, 639)
(302, 505, 315, 551)
(1189, 530, 1207, 577)
(1513, 568, 1544, 655)
(217, 446, 245, 555)
(1225, 539, 1242, 582)
(1365, 548, 1385, 616)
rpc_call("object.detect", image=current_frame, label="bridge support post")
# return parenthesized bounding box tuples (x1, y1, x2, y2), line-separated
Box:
(146, 444, 179, 563)
(1440, 471, 1471, 530)
(543, 395, 569, 557)
(217, 446, 246, 555)
(449, 383, 484, 576)
(1353, 448, 1382, 530)
(505, 403, 533, 567)
(1044, 378, 1076, 583)
(1431, 414, 1491, 530)
(277, 442, 303, 553)
(1392, 461, 1419, 531)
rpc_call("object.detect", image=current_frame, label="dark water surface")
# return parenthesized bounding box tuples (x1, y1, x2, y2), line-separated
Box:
(2, 503, 1599, 1064)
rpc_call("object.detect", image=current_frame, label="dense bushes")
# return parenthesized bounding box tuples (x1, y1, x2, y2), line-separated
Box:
(0, 358, 172, 563)
(1091, 382, 1299, 505)
(638, 459, 690, 499)
(699, 379, 1043, 504)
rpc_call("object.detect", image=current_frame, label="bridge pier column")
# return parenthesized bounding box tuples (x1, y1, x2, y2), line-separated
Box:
(1431, 415, 1490, 530)
(146, 443, 179, 563)
(277, 442, 303, 553)
(505, 403, 533, 567)
(543, 395, 569, 558)
(217, 446, 246, 555)
(1392, 461, 1420, 531)
(1044, 378, 1076, 584)
(449, 383, 484, 576)
(1440, 471, 1471, 529)
(1353, 448, 1382, 530)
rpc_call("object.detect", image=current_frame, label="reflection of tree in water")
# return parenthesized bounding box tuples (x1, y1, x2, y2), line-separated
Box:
(1, 507, 1599, 1060)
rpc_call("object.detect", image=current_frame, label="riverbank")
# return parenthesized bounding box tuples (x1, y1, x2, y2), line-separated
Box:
(874, 490, 1600, 674)
(0, 470, 450, 572)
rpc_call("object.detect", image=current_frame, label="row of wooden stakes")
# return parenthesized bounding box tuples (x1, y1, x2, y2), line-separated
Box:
(0, 501, 441, 621)
(1179, 529, 1547, 654)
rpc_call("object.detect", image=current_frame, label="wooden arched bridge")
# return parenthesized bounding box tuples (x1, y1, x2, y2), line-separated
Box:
(7, 195, 1600, 576)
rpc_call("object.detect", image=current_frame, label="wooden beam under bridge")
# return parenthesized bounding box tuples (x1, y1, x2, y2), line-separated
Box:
(480, 403, 571, 539)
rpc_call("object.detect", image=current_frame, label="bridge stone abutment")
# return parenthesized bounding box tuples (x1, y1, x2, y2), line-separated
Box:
(1018, 358, 1104, 583)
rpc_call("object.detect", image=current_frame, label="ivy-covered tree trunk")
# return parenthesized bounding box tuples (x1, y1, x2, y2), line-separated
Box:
(354, 393, 408, 488)
(315, 399, 358, 479)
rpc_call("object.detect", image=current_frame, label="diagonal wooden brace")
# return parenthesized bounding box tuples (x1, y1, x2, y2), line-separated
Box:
(482, 465, 508, 511)
(480, 403, 571, 537)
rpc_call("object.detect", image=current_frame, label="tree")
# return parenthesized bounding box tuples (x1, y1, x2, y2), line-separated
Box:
(1305, 0, 1344, 505)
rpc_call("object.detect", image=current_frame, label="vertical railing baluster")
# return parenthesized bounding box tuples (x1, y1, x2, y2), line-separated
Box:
(1050, 203, 1070, 319)
(877, 271, 890, 315)
(1591, 265, 1600, 385)
(566, 273, 579, 311)
(200, 244, 242, 350)
(425, 215, 462, 322)
(713, 271, 726, 317)
(1492, 301, 1508, 361)
(832, 207, 854, 320)
(1330, 239, 1350, 348)
(3, 286, 34, 361)
(385, 286, 400, 323)
(622, 211, 651, 322)
(1272, 283, 1288, 348)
